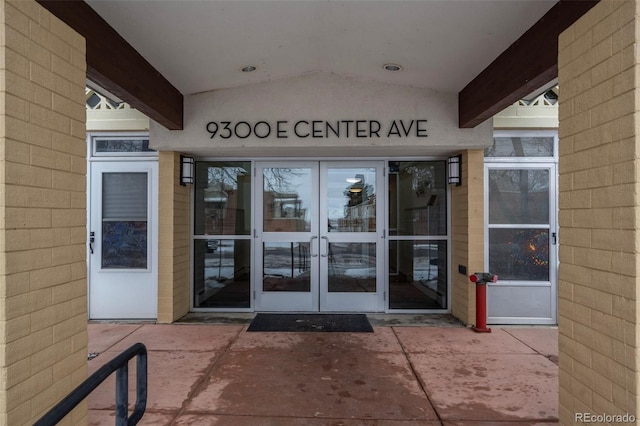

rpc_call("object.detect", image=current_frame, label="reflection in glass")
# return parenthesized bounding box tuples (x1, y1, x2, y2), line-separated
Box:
(193, 239, 251, 308)
(102, 221, 148, 268)
(489, 229, 549, 281)
(95, 139, 155, 153)
(388, 161, 447, 236)
(327, 168, 376, 232)
(194, 162, 251, 235)
(327, 243, 376, 292)
(263, 168, 312, 232)
(263, 242, 311, 291)
(389, 240, 447, 309)
(489, 169, 549, 224)
(485, 136, 555, 158)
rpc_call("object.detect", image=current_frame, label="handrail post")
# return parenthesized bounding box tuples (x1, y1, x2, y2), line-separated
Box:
(130, 350, 148, 425)
(115, 363, 129, 426)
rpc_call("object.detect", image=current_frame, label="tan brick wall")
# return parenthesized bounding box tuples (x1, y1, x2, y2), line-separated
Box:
(0, 1, 87, 424)
(451, 150, 484, 325)
(558, 0, 639, 422)
(158, 152, 191, 323)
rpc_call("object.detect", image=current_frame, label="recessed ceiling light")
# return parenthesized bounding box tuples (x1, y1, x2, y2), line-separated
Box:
(241, 65, 257, 72)
(383, 64, 402, 72)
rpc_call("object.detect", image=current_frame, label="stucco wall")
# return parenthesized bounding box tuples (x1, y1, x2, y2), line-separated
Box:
(0, 1, 87, 423)
(558, 0, 639, 421)
(150, 72, 492, 157)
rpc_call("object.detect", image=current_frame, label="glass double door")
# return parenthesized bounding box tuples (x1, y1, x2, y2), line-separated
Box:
(255, 161, 385, 312)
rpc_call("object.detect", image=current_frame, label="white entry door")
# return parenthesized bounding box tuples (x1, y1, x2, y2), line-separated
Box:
(255, 161, 385, 312)
(485, 163, 557, 324)
(88, 161, 158, 319)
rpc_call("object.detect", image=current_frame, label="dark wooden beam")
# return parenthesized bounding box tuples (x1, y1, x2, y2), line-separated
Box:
(458, 0, 599, 128)
(37, 0, 183, 130)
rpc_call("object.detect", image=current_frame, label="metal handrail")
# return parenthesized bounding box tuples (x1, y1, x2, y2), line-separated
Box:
(34, 343, 147, 426)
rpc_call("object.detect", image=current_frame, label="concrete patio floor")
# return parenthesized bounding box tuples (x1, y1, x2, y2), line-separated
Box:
(86, 319, 559, 425)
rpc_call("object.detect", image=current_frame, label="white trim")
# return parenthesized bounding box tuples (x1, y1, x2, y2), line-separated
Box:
(487, 130, 558, 163)
(88, 132, 157, 159)
(484, 158, 558, 325)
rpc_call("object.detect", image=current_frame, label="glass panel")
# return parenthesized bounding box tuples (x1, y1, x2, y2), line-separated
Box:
(327, 243, 376, 292)
(489, 169, 549, 224)
(489, 229, 549, 281)
(102, 173, 147, 218)
(485, 136, 555, 158)
(95, 139, 155, 153)
(102, 221, 148, 268)
(389, 240, 447, 309)
(102, 172, 148, 269)
(327, 168, 376, 232)
(263, 242, 311, 292)
(388, 161, 447, 236)
(194, 162, 251, 235)
(263, 168, 312, 232)
(193, 239, 251, 308)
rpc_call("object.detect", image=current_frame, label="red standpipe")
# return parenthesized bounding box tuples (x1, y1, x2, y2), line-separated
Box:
(472, 282, 491, 333)
(469, 273, 495, 333)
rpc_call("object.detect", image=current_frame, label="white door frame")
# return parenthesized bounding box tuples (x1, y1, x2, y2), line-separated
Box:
(88, 159, 158, 319)
(319, 161, 385, 312)
(254, 160, 385, 312)
(254, 161, 320, 311)
(484, 161, 558, 325)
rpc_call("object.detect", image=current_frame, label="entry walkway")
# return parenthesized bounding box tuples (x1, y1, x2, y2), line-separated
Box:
(87, 319, 558, 425)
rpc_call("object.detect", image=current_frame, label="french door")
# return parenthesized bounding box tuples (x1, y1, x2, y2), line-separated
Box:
(255, 161, 385, 312)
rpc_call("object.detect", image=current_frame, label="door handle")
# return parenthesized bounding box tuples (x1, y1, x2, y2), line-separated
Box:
(321, 236, 329, 257)
(89, 232, 95, 254)
(309, 236, 318, 257)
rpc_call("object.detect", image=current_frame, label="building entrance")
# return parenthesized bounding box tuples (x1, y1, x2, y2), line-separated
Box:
(192, 159, 449, 313)
(255, 161, 385, 312)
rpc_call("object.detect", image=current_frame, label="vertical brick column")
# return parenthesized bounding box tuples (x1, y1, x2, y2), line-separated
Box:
(158, 152, 190, 323)
(451, 149, 484, 325)
(0, 1, 87, 424)
(558, 0, 639, 421)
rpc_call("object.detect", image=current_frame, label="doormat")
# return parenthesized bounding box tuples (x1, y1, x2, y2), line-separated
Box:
(247, 313, 373, 332)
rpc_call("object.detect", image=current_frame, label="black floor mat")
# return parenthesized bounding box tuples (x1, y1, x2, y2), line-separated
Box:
(247, 313, 373, 332)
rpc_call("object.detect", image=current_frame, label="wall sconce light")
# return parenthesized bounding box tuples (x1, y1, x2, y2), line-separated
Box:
(448, 154, 462, 186)
(180, 155, 195, 186)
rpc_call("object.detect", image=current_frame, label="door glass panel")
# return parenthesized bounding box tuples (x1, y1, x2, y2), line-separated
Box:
(263, 168, 312, 232)
(485, 136, 555, 158)
(94, 138, 155, 154)
(489, 169, 549, 224)
(102, 172, 148, 269)
(327, 168, 376, 232)
(263, 242, 311, 291)
(389, 240, 447, 309)
(389, 161, 446, 236)
(489, 229, 549, 281)
(193, 239, 251, 308)
(327, 243, 376, 292)
(194, 162, 251, 235)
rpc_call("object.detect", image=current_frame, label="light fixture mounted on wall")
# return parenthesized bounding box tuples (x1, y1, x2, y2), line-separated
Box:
(180, 155, 195, 186)
(447, 154, 462, 186)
